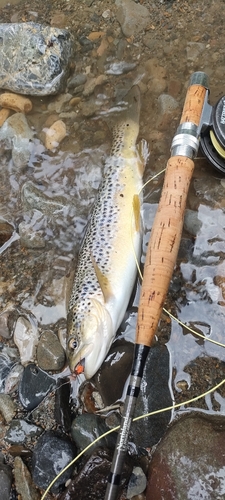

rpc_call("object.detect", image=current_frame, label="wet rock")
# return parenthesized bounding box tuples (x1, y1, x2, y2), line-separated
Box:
(0, 454, 13, 500)
(0, 353, 16, 393)
(14, 456, 41, 500)
(93, 340, 134, 406)
(47, 93, 73, 113)
(21, 181, 66, 216)
(67, 73, 87, 90)
(32, 430, 76, 493)
(127, 467, 147, 499)
(145, 58, 167, 94)
(44, 119, 67, 150)
(54, 377, 71, 432)
(18, 212, 46, 249)
(0, 23, 73, 95)
(36, 330, 65, 371)
(0, 112, 33, 167)
(13, 315, 39, 366)
(0, 220, 14, 249)
(19, 363, 56, 411)
(186, 42, 205, 63)
(146, 414, 225, 500)
(115, 0, 150, 38)
(71, 413, 116, 454)
(83, 75, 108, 96)
(156, 94, 179, 131)
(78, 35, 93, 52)
(184, 209, 202, 237)
(133, 345, 172, 449)
(79, 99, 100, 118)
(4, 363, 24, 393)
(59, 447, 133, 500)
(0, 108, 10, 127)
(5, 419, 42, 444)
(105, 61, 137, 76)
(0, 92, 32, 113)
(0, 394, 16, 423)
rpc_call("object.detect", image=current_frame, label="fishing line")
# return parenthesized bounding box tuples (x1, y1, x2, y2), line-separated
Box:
(40, 376, 225, 499)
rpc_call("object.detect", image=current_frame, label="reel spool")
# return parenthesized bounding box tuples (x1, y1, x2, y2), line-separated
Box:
(200, 95, 225, 174)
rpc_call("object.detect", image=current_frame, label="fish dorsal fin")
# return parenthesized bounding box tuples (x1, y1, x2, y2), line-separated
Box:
(133, 194, 141, 233)
(91, 253, 113, 303)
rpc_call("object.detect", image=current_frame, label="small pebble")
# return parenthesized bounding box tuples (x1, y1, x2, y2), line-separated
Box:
(36, 330, 65, 371)
(0, 92, 32, 113)
(0, 394, 16, 423)
(14, 456, 41, 500)
(44, 120, 67, 150)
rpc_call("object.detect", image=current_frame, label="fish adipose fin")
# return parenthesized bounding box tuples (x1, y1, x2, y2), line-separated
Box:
(91, 253, 113, 303)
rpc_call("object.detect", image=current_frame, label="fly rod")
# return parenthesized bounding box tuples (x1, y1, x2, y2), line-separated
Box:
(104, 71, 209, 500)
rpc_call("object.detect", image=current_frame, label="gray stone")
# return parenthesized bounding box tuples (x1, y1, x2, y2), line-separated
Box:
(0, 394, 16, 423)
(47, 93, 73, 113)
(0, 23, 74, 95)
(36, 330, 65, 371)
(115, 0, 151, 38)
(0, 113, 33, 168)
(156, 93, 179, 131)
(184, 209, 202, 236)
(126, 466, 147, 499)
(13, 315, 39, 365)
(0, 461, 13, 500)
(71, 413, 116, 454)
(14, 456, 40, 500)
(67, 73, 87, 89)
(186, 42, 205, 63)
(5, 419, 42, 444)
(147, 414, 225, 500)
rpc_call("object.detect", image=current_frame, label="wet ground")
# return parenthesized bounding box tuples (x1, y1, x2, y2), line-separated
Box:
(1, 0, 225, 498)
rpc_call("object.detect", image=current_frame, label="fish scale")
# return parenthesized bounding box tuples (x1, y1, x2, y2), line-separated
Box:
(67, 86, 149, 379)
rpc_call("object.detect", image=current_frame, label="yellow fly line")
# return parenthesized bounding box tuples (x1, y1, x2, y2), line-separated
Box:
(40, 376, 225, 499)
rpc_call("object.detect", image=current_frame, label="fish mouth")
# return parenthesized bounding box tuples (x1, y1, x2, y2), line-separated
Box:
(71, 358, 85, 378)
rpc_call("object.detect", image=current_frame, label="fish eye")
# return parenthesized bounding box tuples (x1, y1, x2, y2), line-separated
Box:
(69, 338, 78, 350)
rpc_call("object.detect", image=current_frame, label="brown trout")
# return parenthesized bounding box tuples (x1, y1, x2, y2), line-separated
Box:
(67, 86, 149, 379)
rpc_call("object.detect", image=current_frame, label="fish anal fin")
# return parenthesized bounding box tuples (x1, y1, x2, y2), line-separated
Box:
(91, 254, 113, 303)
(133, 194, 141, 233)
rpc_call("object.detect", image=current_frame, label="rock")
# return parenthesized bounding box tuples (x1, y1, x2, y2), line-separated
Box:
(4, 363, 24, 393)
(47, 93, 73, 113)
(13, 315, 39, 366)
(21, 181, 66, 215)
(0, 394, 16, 423)
(54, 377, 71, 432)
(44, 119, 67, 150)
(83, 75, 108, 97)
(133, 345, 172, 449)
(0, 108, 10, 127)
(0, 310, 11, 339)
(19, 363, 56, 411)
(105, 61, 137, 75)
(80, 99, 100, 117)
(146, 414, 225, 500)
(71, 413, 116, 454)
(78, 35, 93, 52)
(186, 42, 205, 63)
(32, 430, 76, 493)
(67, 73, 87, 90)
(145, 58, 167, 94)
(115, 0, 151, 38)
(36, 330, 65, 371)
(156, 94, 179, 131)
(126, 467, 147, 499)
(94, 340, 134, 406)
(184, 209, 202, 237)
(59, 448, 133, 500)
(0, 457, 13, 500)
(0, 353, 15, 393)
(0, 92, 32, 113)
(18, 212, 46, 250)
(5, 419, 42, 444)
(0, 23, 74, 95)
(14, 456, 41, 500)
(0, 112, 33, 167)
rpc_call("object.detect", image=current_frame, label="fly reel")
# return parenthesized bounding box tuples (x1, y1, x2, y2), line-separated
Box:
(200, 94, 225, 174)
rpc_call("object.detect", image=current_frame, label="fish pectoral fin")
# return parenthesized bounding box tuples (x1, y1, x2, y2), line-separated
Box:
(91, 253, 114, 303)
(137, 139, 149, 176)
(133, 194, 141, 233)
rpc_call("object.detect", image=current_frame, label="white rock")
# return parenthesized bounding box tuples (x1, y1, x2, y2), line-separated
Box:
(13, 316, 39, 366)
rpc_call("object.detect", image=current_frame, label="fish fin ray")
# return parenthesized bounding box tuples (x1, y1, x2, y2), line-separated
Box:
(137, 139, 150, 176)
(91, 253, 113, 303)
